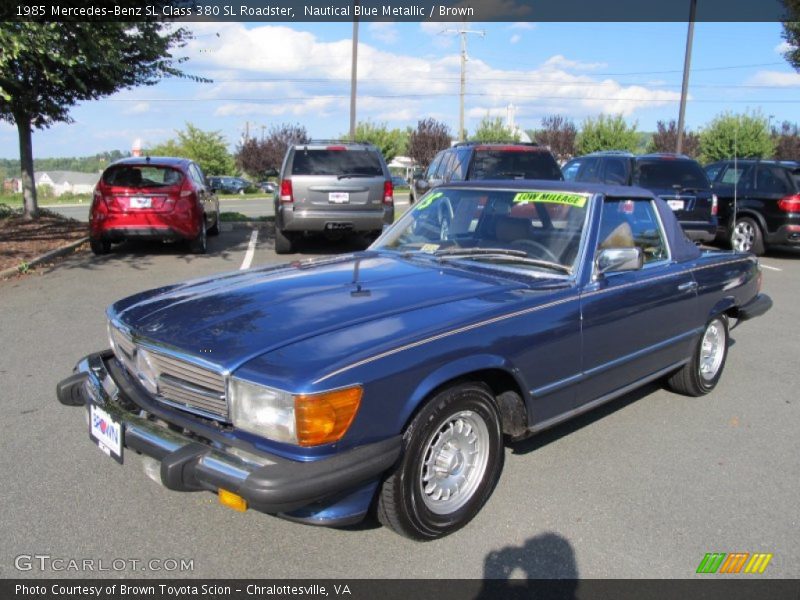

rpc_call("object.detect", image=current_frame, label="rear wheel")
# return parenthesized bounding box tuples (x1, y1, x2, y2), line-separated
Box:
(377, 382, 503, 540)
(188, 219, 207, 254)
(667, 315, 729, 396)
(90, 239, 111, 255)
(274, 227, 294, 254)
(731, 217, 765, 255)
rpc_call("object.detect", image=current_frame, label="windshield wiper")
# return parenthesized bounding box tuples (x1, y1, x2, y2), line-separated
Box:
(434, 248, 572, 274)
(337, 173, 374, 179)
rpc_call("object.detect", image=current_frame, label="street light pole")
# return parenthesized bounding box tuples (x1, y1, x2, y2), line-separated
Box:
(349, 2, 359, 142)
(676, 0, 697, 155)
(442, 27, 485, 142)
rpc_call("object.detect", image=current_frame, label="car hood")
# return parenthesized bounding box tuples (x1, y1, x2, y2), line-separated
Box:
(110, 252, 537, 372)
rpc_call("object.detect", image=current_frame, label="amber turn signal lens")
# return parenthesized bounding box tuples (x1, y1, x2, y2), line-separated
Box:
(295, 386, 362, 447)
(218, 488, 248, 512)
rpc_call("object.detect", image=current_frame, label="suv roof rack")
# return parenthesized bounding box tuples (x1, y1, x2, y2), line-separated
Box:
(640, 152, 692, 159)
(586, 150, 634, 157)
(453, 141, 540, 148)
(302, 139, 377, 147)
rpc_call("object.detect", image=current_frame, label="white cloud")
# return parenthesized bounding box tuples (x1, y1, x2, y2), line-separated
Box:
(368, 23, 398, 45)
(543, 55, 608, 72)
(509, 22, 536, 30)
(748, 70, 800, 87)
(774, 41, 795, 54)
(510, 34, 521, 45)
(125, 102, 151, 114)
(214, 96, 340, 118)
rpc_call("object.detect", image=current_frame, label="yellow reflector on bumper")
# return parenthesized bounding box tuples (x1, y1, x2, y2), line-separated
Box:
(218, 489, 247, 512)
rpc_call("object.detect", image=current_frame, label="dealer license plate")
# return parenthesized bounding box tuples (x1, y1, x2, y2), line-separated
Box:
(667, 199, 685, 211)
(328, 192, 349, 204)
(89, 404, 123, 464)
(129, 196, 152, 209)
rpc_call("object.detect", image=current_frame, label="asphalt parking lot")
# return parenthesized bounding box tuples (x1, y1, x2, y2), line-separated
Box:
(1, 214, 797, 579)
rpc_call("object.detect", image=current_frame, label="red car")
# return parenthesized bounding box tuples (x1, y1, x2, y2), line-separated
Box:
(89, 157, 220, 255)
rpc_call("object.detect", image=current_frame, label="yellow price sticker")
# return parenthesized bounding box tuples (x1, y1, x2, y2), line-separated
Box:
(513, 191, 588, 207)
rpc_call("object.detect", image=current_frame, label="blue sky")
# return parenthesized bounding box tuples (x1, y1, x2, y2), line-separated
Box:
(1, 20, 797, 159)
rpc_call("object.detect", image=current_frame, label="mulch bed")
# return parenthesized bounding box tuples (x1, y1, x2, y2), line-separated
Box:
(0, 206, 87, 273)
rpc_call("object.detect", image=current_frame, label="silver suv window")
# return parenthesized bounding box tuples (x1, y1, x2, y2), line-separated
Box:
(291, 150, 383, 176)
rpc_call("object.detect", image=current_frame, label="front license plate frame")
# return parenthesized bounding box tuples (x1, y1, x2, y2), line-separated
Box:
(89, 403, 124, 464)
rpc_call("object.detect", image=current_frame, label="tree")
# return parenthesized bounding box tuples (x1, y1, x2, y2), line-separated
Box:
(0, 19, 195, 218)
(772, 121, 800, 160)
(531, 115, 577, 162)
(647, 120, 700, 157)
(575, 114, 639, 155)
(407, 118, 452, 169)
(781, 0, 800, 70)
(470, 116, 520, 143)
(343, 121, 408, 163)
(148, 123, 234, 176)
(238, 123, 310, 177)
(698, 111, 775, 163)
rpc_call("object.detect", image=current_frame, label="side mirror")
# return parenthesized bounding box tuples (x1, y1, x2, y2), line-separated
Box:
(416, 179, 430, 191)
(596, 247, 643, 276)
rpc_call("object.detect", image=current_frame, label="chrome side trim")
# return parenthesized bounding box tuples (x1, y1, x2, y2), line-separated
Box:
(528, 359, 690, 434)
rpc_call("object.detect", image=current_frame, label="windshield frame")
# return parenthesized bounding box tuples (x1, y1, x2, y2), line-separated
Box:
(372, 185, 594, 281)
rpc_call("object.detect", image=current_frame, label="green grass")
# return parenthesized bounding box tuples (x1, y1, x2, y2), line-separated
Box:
(219, 212, 273, 222)
(0, 193, 92, 206)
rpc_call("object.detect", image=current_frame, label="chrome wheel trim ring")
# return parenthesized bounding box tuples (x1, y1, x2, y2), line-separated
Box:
(732, 221, 755, 252)
(699, 319, 726, 382)
(419, 410, 491, 515)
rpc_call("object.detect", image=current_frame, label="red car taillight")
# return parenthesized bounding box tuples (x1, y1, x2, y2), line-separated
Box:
(711, 194, 718, 216)
(383, 180, 394, 205)
(280, 179, 293, 203)
(778, 194, 800, 213)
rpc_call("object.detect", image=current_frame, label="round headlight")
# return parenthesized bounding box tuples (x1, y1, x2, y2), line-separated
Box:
(136, 348, 159, 394)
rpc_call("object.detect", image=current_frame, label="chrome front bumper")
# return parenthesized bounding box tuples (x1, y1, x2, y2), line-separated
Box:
(58, 352, 402, 516)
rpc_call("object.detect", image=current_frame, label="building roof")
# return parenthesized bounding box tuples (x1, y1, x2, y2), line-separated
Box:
(35, 171, 100, 186)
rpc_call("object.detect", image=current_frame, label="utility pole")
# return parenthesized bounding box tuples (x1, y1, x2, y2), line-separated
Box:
(442, 27, 485, 142)
(676, 0, 697, 155)
(349, 1, 359, 142)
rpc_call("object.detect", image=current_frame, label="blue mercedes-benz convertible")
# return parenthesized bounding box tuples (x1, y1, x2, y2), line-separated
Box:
(58, 181, 771, 540)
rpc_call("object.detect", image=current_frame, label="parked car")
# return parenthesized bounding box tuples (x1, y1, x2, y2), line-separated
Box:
(409, 142, 563, 204)
(274, 141, 394, 254)
(208, 176, 252, 195)
(562, 152, 717, 243)
(89, 157, 219, 255)
(391, 175, 408, 189)
(59, 180, 770, 540)
(258, 181, 277, 194)
(704, 159, 800, 254)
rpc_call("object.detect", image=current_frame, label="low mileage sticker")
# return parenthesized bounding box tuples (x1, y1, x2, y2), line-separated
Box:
(513, 191, 588, 207)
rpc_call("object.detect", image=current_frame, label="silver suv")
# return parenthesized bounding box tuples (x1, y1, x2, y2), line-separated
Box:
(274, 142, 394, 254)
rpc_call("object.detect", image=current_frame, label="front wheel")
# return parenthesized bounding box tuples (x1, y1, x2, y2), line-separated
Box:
(377, 382, 503, 540)
(667, 315, 729, 396)
(731, 217, 765, 255)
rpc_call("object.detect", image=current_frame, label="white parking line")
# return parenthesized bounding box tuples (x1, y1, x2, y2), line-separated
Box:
(759, 263, 782, 272)
(240, 230, 258, 270)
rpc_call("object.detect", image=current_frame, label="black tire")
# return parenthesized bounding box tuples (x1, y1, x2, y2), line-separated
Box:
(731, 217, 765, 255)
(377, 381, 504, 540)
(90, 239, 111, 255)
(667, 315, 729, 397)
(207, 213, 220, 236)
(274, 227, 294, 254)
(188, 219, 207, 254)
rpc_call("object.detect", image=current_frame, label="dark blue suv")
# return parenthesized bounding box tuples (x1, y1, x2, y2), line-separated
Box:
(562, 152, 717, 243)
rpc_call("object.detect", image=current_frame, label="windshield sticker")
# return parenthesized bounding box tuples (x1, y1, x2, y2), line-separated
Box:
(513, 191, 588, 208)
(420, 244, 440, 254)
(415, 192, 443, 211)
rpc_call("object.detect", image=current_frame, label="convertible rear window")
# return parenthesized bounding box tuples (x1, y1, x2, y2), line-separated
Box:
(102, 166, 184, 188)
(291, 150, 383, 176)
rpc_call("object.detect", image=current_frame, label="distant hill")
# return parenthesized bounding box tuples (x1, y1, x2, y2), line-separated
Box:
(0, 150, 129, 182)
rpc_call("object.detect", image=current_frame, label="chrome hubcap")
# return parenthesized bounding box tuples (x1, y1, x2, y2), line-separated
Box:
(419, 410, 490, 514)
(732, 221, 754, 252)
(699, 319, 726, 381)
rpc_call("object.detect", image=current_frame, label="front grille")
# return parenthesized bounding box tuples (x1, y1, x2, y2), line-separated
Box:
(109, 322, 228, 421)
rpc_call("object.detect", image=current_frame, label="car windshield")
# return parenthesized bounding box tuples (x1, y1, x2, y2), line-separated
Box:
(102, 166, 183, 188)
(634, 160, 709, 190)
(469, 149, 563, 181)
(373, 187, 589, 276)
(291, 149, 383, 176)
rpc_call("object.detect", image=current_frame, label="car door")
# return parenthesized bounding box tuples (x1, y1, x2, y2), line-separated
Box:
(579, 197, 699, 407)
(190, 163, 216, 224)
(414, 151, 445, 200)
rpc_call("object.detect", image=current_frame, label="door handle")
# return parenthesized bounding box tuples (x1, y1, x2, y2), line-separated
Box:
(678, 281, 698, 292)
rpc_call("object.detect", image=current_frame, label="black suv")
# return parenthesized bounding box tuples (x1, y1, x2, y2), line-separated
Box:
(409, 142, 563, 204)
(704, 159, 800, 255)
(562, 152, 717, 243)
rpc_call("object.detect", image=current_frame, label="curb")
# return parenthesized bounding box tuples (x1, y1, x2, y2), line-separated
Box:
(0, 236, 89, 280)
